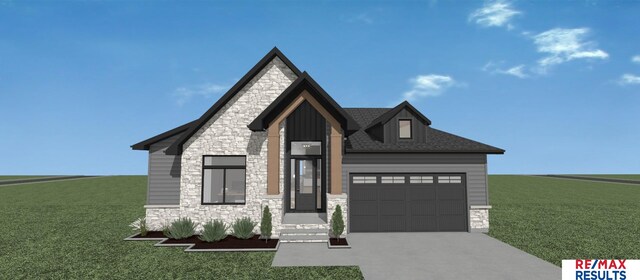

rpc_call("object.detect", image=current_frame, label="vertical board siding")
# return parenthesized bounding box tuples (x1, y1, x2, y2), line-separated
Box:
(147, 134, 182, 205)
(286, 101, 326, 141)
(342, 162, 489, 205)
(383, 108, 427, 144)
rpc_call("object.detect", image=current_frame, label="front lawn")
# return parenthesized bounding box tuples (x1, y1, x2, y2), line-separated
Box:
(0, 175, 53, 181)
(0, 176, 362, 279)
(573, 174, 640, 181)
(488, 175, 640, 266)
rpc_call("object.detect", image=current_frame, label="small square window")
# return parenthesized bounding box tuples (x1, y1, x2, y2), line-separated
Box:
(399, 120, 412, 139)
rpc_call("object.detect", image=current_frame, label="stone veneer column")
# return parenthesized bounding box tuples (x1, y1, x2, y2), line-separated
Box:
(469, 205, 492, 233)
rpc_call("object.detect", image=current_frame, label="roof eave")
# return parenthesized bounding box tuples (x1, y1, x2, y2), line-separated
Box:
(131, 120, 196, 151)
(344, 149, 505, 154)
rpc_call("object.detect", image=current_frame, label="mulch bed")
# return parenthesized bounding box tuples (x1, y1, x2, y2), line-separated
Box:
(159, 235, 201, 245)
(190, 236, 278, 249)
(329, 238, 349, 246)
(129, 231, 166, 239)
(128, 232, 279, 249)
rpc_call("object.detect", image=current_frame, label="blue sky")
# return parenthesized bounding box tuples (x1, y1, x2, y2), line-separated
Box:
(1, 0, 639, 175)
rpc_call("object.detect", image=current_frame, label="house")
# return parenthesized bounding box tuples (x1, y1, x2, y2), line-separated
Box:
(131, 47, 504, 241)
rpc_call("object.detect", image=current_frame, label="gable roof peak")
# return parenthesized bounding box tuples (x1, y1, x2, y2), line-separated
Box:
(364, 100, 432, 131)
(248, 71, 360, 133)
(165, 47, 303, 155)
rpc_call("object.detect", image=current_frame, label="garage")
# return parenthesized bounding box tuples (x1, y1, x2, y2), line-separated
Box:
(349, 174, 467, 232)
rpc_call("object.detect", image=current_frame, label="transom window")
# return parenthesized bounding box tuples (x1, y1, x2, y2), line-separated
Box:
(438, 176, 462, 184)
(352, 176, 377, 184)
(202, 156, 246, 204)
(291, 141, 322, 155)
(381, 176, 405, 184)
(399, 119, 412, 139)
(410, 176, 434, 184)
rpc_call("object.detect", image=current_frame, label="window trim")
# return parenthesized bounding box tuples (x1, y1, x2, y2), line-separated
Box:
(201, 155, 247, 205)
(398, 119, 412, 139)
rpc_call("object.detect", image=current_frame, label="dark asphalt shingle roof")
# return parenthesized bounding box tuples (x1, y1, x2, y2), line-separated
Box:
(344, 108, 504, 154)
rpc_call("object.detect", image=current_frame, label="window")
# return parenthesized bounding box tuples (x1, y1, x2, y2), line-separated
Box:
(399, 119, 412, 139)
(202, 156, 246, 204)
(352, 176, 377, 184)
(291, 141, 322, 155)
(438, 176, 462, 184)
(410, 176, 434, 184)
(381, 176, 405, 184)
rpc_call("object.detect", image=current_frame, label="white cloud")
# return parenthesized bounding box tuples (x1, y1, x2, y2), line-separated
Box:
(482, 61, 528, 78)
(469, 0, 521, 29)
(532, 28, 608, 70)
(632, 55, 640, 64)
(618, 74, 640, 85)
(354, 13, 373, 24)
(173, 83, 229, 106)
(403, 74, 457, 101)
(500, 64, 528, 78)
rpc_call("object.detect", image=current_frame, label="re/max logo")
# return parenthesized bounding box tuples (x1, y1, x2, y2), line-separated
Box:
(573, 260, 627, 280)
(576, 260, 627, 270)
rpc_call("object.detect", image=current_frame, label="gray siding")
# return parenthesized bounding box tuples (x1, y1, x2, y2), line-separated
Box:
(383, 108, 428, 144)
(342, 163, 489, 205)
(344, 153, 487, 164)
(147, 134, 181, 205)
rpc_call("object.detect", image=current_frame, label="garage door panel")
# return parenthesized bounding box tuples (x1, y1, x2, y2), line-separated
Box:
(408, 187, 436, 200)
(350, 187, 378, 201)
(436, 186, 466, 199)
(351, 217, 378, 232)
(410, 216, 438, 231)
(350, 201, 378, 216)
(380, 188, 405, 200)
(410, 200, 436, 216)
(438, 216, 467, 231)
(379, 216, 406, 232)
(380, 200, 406, 215)
(350, 174, 467, 232)
(438, 199, 466, 216)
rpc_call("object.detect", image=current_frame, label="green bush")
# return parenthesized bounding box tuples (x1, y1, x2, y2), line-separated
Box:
(232, 217, 257, 239)
(199, 220, 228, 242)
(129, 217, 148, 237)
(165, 217, 196, 239)
(331, 205, 345, 240)
(260, 206, 272, 241)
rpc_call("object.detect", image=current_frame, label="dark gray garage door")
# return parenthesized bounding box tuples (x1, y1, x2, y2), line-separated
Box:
(349, 174, 467, 232)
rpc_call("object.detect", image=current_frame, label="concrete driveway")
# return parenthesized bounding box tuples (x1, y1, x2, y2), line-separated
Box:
(272, 233, 560, 280)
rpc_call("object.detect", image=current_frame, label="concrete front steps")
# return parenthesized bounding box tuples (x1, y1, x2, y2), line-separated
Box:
(279, 228, 329, 243)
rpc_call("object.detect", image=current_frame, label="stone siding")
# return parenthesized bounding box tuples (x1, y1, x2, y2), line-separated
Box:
(469, 208, 490, 233)
(327, 194, 348, 236)
(144, 57, 297, 234)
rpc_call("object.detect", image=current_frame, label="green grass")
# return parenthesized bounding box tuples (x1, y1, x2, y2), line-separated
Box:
(0, 176, 362, 279)
(0, 175, 53, 181)
(488, 175, 640, 266)
(572, 174, 640, 181)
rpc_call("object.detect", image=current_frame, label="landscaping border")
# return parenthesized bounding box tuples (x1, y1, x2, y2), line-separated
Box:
(124, 234, 280, 252)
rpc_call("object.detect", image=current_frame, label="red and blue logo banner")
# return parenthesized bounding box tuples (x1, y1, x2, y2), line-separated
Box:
(562, 260, 640, 280)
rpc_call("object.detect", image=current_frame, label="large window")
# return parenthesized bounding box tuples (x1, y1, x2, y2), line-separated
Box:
(399, 119, 412, 139)
(202, 156, 246, 204)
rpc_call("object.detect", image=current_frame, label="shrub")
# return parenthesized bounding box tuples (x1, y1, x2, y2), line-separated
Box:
(232, 217, 257, 239)
(161, 223, 171, 238)
(331, 205, 345, 241)
(260, 206, 272, 241)
(199, 220, 228, 242)
(165, 217, 196, 240)
(129, 217, 148, 237)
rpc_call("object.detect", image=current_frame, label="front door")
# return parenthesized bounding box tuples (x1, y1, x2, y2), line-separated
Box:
(294, 159, 318, 211)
